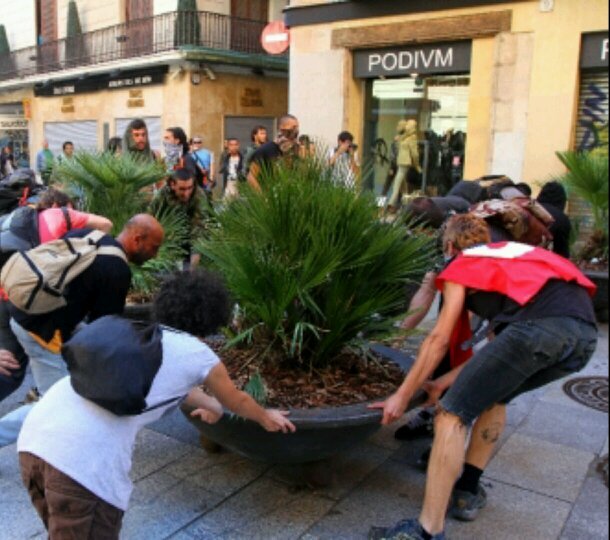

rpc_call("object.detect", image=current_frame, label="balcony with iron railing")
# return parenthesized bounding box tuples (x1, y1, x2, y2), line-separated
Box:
(0, 10, 278, 83)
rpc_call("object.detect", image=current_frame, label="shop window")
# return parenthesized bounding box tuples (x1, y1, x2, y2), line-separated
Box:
(364, 75, 470, 196)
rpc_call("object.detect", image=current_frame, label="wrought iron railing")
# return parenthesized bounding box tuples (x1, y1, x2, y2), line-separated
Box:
(0, 11, 268, 82)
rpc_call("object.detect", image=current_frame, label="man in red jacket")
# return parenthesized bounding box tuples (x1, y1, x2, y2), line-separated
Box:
(369, 214, 598, 540)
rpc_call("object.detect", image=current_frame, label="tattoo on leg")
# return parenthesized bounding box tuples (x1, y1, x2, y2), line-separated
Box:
(481, 422, 502, 444)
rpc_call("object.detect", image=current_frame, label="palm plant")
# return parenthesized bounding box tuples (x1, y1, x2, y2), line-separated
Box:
(54, 151, 190, 297)
(196, 157, 434, 369)
(557, 150, 609, 261)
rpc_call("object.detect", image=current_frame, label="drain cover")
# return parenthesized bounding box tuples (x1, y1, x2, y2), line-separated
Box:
(563, 377, 609, 412)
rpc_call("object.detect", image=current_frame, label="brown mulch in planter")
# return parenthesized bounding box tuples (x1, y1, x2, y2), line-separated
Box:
(205, 340, 406, 409)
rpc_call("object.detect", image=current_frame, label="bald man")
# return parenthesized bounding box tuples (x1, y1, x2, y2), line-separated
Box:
(247, 114, 301, 191)
(0, 215, 164, 447)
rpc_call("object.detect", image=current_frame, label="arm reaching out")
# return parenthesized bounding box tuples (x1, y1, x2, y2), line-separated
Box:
(204, 362, 296, 434)
(370, 281, 466, 425)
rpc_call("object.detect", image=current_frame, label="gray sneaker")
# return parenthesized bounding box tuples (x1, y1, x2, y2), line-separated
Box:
(450, 484, 488, 521)
(369, 518, 446, 540)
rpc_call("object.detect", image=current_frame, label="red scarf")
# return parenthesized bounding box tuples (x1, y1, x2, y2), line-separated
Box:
(436, 242, 596, 303)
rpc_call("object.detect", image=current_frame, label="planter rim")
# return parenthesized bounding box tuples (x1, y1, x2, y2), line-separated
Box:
(182, 389, 426, 431)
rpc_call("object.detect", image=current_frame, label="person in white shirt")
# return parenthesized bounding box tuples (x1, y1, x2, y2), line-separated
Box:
(17, 269, 295, 539)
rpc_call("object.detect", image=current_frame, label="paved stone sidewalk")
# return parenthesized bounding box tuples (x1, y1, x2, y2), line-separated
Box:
(0, 326, 607, 540)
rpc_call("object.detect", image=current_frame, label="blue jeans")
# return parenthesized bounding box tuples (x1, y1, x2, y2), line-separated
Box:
(0, 320, 69, 447)
(441, 317, 598, 425)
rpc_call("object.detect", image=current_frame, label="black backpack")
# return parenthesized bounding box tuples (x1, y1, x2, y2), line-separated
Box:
(0, 169, 43, 215)
(62, 316, 175, 416)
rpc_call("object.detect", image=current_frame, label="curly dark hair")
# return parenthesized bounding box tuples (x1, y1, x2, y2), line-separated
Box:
(152, 269, 232, 338)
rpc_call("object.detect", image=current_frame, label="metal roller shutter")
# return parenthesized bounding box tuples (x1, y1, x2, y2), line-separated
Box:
(575, 71, 608, 151)
(115, 117, 162, 154)
(44, 121, 98, 156)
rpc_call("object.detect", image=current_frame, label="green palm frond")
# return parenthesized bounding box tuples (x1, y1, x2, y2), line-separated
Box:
(556, 150, 609, 236)
(196, 156, 435, 367)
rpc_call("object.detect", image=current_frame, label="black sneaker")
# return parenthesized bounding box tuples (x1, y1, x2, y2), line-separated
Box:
(369, 518, 446, 540)
(450, 485, 488, 521)
(394, 407, 435, 440)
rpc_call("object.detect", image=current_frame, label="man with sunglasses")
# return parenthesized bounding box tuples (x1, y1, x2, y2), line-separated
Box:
(247, 115, 300, 191)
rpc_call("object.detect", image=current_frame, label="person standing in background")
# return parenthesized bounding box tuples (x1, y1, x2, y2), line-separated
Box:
(244, 125, 268, 175)
(328, 131, 360, 189)
(190, 135, 215, 198)
(1, 145, 15, 178)
(56, 141, 74, 165)
(35, 140, 54, 185)
(220, 138, 244, 200)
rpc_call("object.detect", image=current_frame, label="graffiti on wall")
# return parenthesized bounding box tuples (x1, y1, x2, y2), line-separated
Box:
(578, 83, 608, 151)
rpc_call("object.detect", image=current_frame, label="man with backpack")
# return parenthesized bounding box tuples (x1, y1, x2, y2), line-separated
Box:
(0, 214, 164, 447)
(16, 269, 294, 538)
(0, 188, 112, 405)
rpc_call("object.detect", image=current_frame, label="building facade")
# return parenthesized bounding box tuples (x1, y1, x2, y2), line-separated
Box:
(285, 0, 608, 198)
(0, 0, 289, 166)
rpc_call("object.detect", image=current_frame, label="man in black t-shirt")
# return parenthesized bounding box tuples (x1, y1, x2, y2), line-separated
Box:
(0, 215, 164, 448)
(369, 214, 597, 540)
(247, 115, 300, 191)
(537, 181, 572, 259)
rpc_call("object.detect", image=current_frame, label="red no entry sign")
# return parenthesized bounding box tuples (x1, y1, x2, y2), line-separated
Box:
(261, 21, 290, 55)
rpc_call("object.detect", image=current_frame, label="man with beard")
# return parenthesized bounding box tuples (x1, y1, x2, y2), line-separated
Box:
(247, 115, 300, 191)
(122, 119, 159, 162)
(0, 215, 164, 447)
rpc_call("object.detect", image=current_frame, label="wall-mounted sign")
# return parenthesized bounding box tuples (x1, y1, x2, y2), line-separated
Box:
(261, 21, 290, 55)
(354, 41, 472, 79)
(241, 88, 263, 107)
(580, 32, 609, 70)
(0, 117, 28, 130)
(34, 66, 168, 97)
(61, 96, 75, 113)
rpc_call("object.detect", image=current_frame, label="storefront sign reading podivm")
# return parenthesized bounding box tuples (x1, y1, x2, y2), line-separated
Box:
(34, 67, 168, 97)
(580, 32, 609, 70)
(354, 41, 472, 78)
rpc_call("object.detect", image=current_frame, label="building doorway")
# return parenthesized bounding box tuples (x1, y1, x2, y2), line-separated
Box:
(125, 0, 153, 57)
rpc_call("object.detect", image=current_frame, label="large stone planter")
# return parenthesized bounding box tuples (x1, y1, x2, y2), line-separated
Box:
(181, 345, 422, 465)
(584, 270, 609, 323)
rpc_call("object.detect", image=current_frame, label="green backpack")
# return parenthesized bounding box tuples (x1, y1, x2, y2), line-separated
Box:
(0, 229, 127, 315)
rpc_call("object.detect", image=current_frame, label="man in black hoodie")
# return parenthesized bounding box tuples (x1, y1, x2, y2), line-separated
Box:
(537, 181, 572, 259)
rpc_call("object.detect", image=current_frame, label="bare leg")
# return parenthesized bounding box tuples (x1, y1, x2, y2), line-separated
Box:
(419, 410, 468, 535)
(465, 404, 506, 469)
